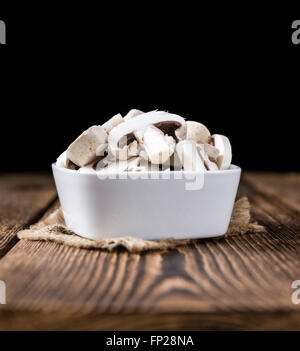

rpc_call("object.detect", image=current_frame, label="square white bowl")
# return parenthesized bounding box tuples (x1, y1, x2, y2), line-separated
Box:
(52, 164, 241, 240)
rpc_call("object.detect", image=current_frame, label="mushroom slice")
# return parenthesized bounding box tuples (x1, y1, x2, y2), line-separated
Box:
(143, 125, 175, 164)
(56, 151, 68, 168)
(211, 134, 232, 170)
(102, 113, 124, 134)
(197, 144, 219, 171)
(109, 140, 139, 161)
(161, 162, 171, 172)
(203, 143, 220, 162)
(128, 140, 139, 156)
(78, 159, 99, 173)
(126, 157, 142, 171)
(67, 126, 108, 167)
(124, 109, 144, 121)
(139, 148, 149, 161)
(186, 121, 211, 144)
(133, 130, 144, 144)
(98, 156, 140, 173)
(95, 153, 115, 170)
(175, 123, 187, 141)
(159, 152, 183, 171)
(176, 140, 206, 172)
(56, 151, 77, 170)
(96, 143, 108, 158)
(136, 159, 160, 172)
(108, 110, 186, 150)
(169, 152, 183, 170)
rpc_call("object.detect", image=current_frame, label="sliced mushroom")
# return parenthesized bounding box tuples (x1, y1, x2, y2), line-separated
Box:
(211, 134, 232, 170)
(66, 126, 108, 167)
(123, 109, 144, 121)
(186, 121, 210, 144)
(161, 163, 171, 172)
(133, 129, 144, 144)
(196, 144, 219, 171)
(142, 147, 181, 170)
(96, 143, 108, 158)
(135, 158, 160, 172)
(56, 151, 77, 170)
(139, 148, 149, 161)
(108, 140, 140, 161)
(169, 152, 183, 170)
(95, 153, 114, 170)
(176, 140, 206, 172)
(175, 123, 187, 141)
(108, 111, 186, 151)
(78, 160, 99, 173)
(57, 109, 233, 174)
(126, 157, 142, 171)
(203, 143, 220, 162)
(102, 113, 124, 134)
(143, 125, 175, 164)
(98, 156, 140, 173)
(56, 151, 68, 168)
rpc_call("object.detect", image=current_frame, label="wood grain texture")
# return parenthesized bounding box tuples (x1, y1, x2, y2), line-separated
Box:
(0, 174, 57, 258)
(244, 172, 300, 214)
(0, 172, 300, 330)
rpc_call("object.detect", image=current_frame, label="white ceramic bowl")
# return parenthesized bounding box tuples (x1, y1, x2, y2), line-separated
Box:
(52, 164, 241, 240)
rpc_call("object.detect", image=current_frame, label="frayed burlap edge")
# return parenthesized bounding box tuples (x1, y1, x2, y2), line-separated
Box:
(18, 197, 265, 253)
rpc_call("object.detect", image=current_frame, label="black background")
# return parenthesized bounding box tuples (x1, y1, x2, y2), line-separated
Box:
(0, 331, 296, 349)
(0, 4, 299, 172)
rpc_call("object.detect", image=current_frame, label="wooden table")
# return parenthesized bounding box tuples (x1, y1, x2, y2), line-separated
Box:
(0, 172, 300, 330)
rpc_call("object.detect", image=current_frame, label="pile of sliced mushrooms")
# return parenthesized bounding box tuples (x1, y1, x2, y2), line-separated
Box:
(56, 110, 232, 173)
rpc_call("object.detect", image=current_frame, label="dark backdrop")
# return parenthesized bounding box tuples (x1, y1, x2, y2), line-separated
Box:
(0, 4, 299, 172)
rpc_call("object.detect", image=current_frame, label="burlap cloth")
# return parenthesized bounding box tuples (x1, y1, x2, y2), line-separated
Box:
(18, 197, 264, 253)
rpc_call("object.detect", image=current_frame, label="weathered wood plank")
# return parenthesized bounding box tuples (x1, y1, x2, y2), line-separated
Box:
(243, 172, 300, 214)
(0, 174, 57, 257)
(0, 173, 300, 330)
(0, 235, 299, 329)
(239, 174, 300, 242)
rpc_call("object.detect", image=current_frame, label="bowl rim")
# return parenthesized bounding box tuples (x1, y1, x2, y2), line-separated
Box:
(52, 163, 241, 176)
